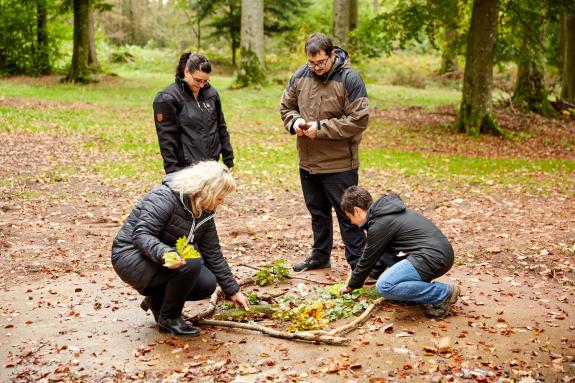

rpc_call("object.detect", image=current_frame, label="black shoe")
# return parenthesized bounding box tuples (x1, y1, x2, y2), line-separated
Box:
(140, 297, 160, 323)
(292, 257, 331, 272)
(157, 317, 200, 336)
(426, 285, 461, 319)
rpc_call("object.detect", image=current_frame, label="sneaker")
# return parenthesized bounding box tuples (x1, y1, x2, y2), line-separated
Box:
(292, 257, 331, 272)
(426, 285, 461, 319)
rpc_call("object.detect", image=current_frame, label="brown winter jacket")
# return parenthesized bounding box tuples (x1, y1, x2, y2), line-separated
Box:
(279, 48, 369, 174)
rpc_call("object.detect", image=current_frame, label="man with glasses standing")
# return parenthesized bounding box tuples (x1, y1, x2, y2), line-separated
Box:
(154, 52, 234, 174)
(280, 32, 370, 273)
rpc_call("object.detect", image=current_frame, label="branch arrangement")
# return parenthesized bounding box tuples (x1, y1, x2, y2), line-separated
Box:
(183, 266, 386, 345)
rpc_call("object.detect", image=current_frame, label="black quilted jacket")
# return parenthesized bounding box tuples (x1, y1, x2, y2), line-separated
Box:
(111, 182, 239, 297)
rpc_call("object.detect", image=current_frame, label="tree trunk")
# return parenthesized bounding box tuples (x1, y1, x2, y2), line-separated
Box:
(65, 0, 92, 83)
(349, 0, 358, 31)
(561, 9, 575, 102)
(373, 0, 380, 14)
(36, 0, 50, 75)
(235, 0, 266, 87)
(439, 27, 459, 74)
(333, 0, 350, 46)
(512, 4, 553, 115)
(88, 7, 99, 70)
(456, 0, 502, 136)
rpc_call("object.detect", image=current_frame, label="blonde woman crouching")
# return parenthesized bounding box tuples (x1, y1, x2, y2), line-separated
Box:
(111, 161, 249, 336)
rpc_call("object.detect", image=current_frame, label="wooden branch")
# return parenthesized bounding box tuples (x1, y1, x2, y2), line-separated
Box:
(212, 304, 276, 321)
(327, 297, 385, 336)
(198, 319, 350, 345)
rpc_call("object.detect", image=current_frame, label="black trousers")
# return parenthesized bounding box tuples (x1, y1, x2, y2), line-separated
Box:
(299, 168, 366, 269)
(142, 258, 217, 319)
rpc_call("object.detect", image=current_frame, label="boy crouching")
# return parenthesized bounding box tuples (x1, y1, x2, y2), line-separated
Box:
(339, 186, 460, 318)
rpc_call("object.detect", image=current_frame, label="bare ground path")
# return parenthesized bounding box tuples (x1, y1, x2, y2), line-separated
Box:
(1, 118, 574, 381)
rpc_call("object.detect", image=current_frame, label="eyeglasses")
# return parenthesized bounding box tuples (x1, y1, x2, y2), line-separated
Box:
(191, 76, 209, 86)
(307, 56, 331, 69)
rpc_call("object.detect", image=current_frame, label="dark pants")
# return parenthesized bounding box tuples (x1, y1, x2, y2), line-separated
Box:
(142, 258, 217, 319)
(300, 168, 366, 269)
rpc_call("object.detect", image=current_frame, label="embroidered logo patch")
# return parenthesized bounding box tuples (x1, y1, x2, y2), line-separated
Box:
(156, 113, 164, 122)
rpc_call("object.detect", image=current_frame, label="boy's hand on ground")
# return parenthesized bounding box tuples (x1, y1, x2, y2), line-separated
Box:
(339, 285, 353, 295)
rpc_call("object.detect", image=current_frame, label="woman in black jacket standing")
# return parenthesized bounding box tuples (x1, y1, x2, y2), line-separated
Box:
(111, 161, 249, 336)
(154, 53, 234, 174)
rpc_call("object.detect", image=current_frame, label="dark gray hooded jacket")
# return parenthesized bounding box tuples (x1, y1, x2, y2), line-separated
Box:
(348, 194, 454, 289)
(111, 176, 239, 297)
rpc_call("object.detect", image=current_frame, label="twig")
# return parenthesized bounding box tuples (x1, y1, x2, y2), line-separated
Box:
(327, 297, 385, 336)
(197, 319, 350, 345)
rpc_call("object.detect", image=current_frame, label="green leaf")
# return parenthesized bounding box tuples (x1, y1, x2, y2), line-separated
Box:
(175, 236, 201, 259)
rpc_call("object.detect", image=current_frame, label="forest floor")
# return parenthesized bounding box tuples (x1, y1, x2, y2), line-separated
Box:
(1, 100, 574, 382)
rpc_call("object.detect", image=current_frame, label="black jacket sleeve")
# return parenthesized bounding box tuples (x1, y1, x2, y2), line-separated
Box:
(132, 188, 177, 265)
(348, 219, 399, 289)
(195, 218, 240, 297)
(153, 92, 181, 174)
(215, 92, 234, 168)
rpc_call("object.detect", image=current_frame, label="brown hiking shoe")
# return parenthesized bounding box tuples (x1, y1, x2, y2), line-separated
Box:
(426, 284, 460, 319)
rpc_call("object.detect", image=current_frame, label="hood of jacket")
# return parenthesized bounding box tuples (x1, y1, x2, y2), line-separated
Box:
(363, 194, 406, 228)
(316, 47, 351, 83)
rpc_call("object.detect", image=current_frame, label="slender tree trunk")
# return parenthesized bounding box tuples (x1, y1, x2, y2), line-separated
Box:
(512, 4, 552, 115)
(88, 8, 99, 70)
(235, 0, 266, 87)
(440, 27, 459, 74)
(66, 0, 92, 83)
(196, 17, 201, 52)
(37, 0, 50, 74)
(456, 0, 501, 136)
(561, 9, 575, 102)
(373, 0, 380, 14)
(333, 0, 350, 46)
(349, 0, 358, 31)
(560, 10, 566, 81)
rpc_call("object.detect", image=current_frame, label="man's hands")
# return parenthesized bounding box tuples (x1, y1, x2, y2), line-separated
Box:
(293, 118, 318, 139)
(339, 285, 353, 295)
(230, 291, 250, 310)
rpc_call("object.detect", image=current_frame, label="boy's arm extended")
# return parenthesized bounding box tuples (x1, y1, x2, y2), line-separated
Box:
(347, 221, 398, 290)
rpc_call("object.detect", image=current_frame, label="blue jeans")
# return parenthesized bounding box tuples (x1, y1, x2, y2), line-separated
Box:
(375, 259, 451, 307)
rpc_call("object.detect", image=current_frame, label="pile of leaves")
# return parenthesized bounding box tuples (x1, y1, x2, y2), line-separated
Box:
(273, 283, 379, 332)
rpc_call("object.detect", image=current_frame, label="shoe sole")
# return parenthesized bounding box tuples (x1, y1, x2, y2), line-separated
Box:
(157, 323, 200, 337)
(293, 263, 331, 272)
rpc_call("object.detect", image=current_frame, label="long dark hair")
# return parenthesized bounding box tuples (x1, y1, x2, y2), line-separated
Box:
(176, 52, 212, 78)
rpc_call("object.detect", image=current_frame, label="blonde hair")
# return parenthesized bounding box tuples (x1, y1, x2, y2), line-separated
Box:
(167, 161, 235, 217)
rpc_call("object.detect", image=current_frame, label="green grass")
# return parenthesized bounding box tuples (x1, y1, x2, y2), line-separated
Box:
(0, 55, 572, 195)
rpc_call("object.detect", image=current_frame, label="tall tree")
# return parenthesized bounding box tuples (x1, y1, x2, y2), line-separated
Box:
(37, 0, 50, 74)
(65, 0, 92, 82)
(235, 0, 265, 87)
(561, 8, 575, 101)
(333, 0, 351, 46)
(88, 8, 99, 69)
(457, 0, 502, 136)
(511, 1, 553, 115)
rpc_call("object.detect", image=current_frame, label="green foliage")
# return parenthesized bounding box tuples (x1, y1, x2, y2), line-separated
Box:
(255, 260, 289, 286)
(349, 0, 468, 58)
(0, 0, 69, 75)
(176, 236, 201, 259)
(246, 291, 260, 305)
(273, 284, 378, 332)
(234, 48, 267, 88)
(273, 299, 331, 332)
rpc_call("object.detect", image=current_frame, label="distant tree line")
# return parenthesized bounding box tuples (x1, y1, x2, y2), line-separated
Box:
(0, 0, 573, 135)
